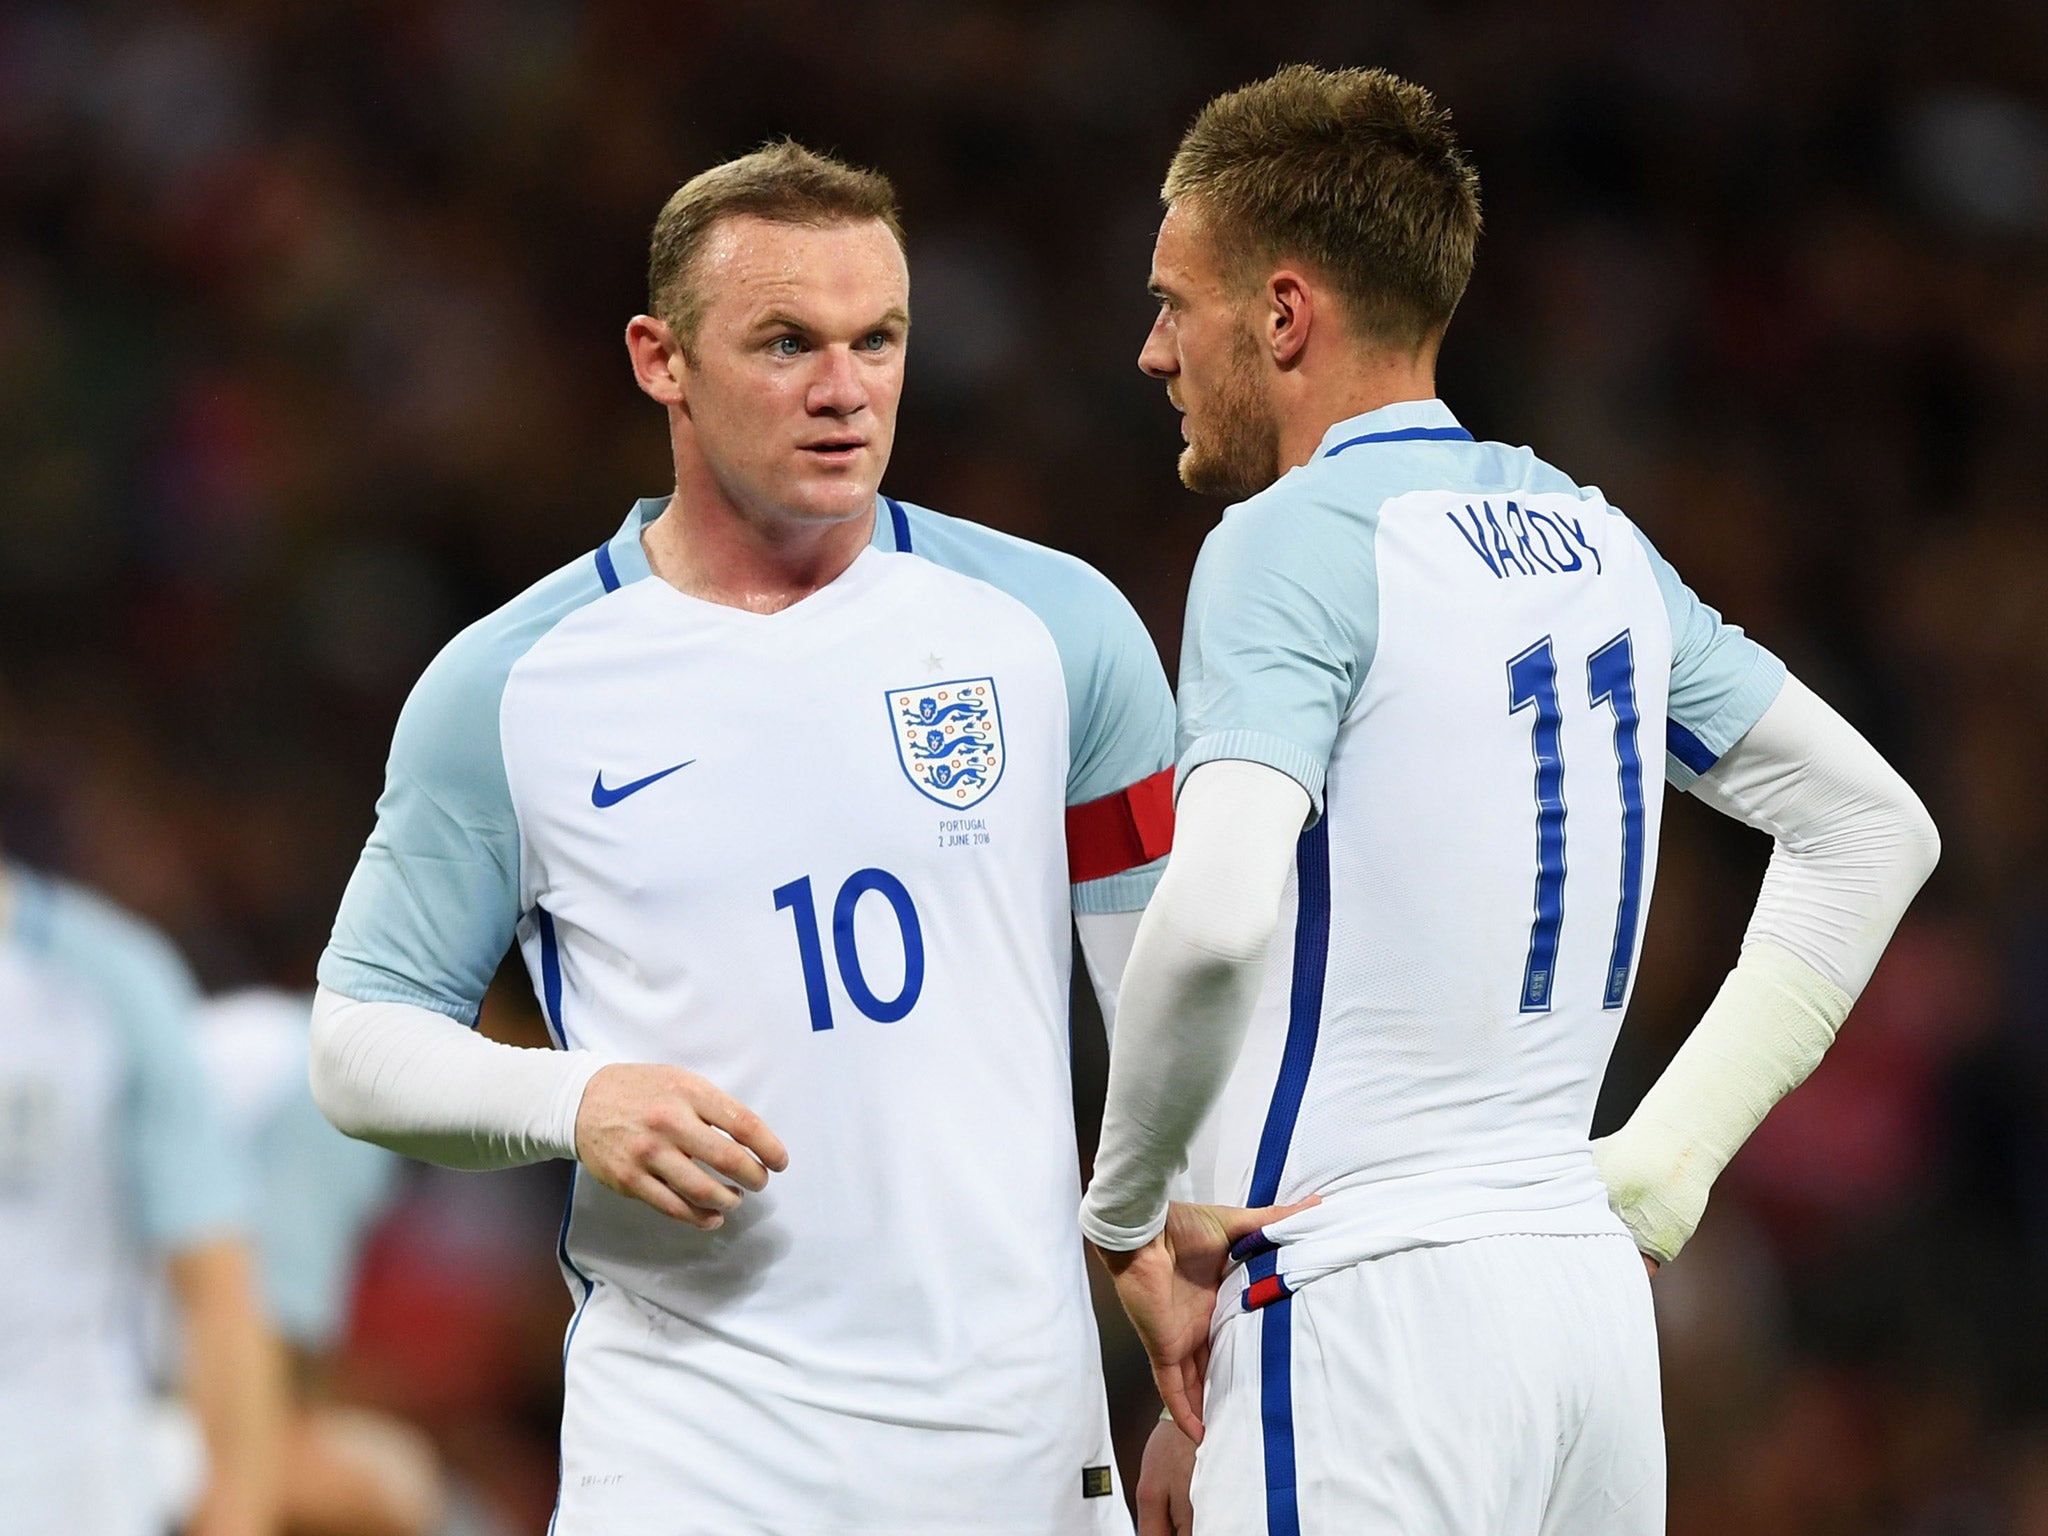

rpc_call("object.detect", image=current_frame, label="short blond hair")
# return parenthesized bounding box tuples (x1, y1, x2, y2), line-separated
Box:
(1165, 65, 1482, 349)
(647, 139, 904, 341)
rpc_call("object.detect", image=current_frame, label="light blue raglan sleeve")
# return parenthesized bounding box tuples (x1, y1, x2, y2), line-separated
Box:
(54, 894, 253, 1249)
(1063, 575, 1177, 915)
(254, 1082, 400, 1346)
(1629, 523, 1788, 790)
(1177, 489, 1376, 819)
(317, 624, 525, 1025)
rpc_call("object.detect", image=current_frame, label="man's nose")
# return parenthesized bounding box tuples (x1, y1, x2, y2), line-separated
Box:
(1138, 314, 1177, 380)
(809, 346, 870, 414)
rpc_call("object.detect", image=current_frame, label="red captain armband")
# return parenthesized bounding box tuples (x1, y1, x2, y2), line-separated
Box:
(1065, 768, 1175, 885)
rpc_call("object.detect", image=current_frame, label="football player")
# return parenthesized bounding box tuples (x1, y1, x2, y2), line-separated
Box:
(1083, 66, 1940, 1536)
(310, 141, 1274, 1534)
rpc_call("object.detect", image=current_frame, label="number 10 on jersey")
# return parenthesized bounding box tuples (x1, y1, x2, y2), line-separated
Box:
(772, 870, 926, 1031)
(1506, 630, 1646, 1013)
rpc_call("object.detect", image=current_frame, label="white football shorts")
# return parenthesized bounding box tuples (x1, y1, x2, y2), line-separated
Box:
(550, 1281, 1131, 1536)
(1191, 1232, 1663, 1535)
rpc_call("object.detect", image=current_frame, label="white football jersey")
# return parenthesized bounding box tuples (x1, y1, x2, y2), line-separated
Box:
(1171, 400, 1786, 1312)
(321, 496, 1175, 1535)
(0, 868, 251, 1536)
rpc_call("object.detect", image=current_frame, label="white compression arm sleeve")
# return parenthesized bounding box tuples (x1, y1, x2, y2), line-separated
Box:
(1080, 760, 1312, 1249)
(1075, 907, 1143, 1044)
(309, 984, 608, 1169)
(1593, 673, 1940, 1262)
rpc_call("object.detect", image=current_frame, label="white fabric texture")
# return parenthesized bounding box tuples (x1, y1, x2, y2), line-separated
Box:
(308, 985, 604, 1169)
(1593, 674, 1939, 1261)
(1190, 1234, 1662, 1536)
(1074, 907, 1143, 1044)
(552, 1281, 1128, 1536)
(1080, 760, 1311, 1249)
(1685, 673, 1940, 993)
(1155, 488, 1686, 1289)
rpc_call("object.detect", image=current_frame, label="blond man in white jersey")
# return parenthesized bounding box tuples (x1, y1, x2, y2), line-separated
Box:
(310, 142, 1298, 1535)
(1081, 67, 1941, 1536)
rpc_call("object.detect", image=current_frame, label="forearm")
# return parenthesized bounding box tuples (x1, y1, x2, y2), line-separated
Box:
(1596, 675, 1939, 1260)
(1081, 762, 1311, 1249)
(1596, 943, 1851, 1262)
(171, 1240, 287, 1536)
(310, 985, 606, 1168)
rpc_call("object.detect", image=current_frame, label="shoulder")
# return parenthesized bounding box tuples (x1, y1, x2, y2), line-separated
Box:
(887, 498, 1152, 662)
(193, 989, 312, 1130)
(387, 547, 617, 803)
(1458, 437, 1594, 501)
(36, 871, 196, 1006)
(1191, 459, 1390, 596)
(1203, 444, 1425, 552)
(27, 871, 200, 1056)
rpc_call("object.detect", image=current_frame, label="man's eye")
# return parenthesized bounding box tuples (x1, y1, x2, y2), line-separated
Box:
(771, 336, 804, 357)
(856, 331, 891, 352)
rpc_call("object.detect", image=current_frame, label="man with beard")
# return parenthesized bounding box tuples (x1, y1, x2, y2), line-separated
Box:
(1080, 66, 1941, 1536)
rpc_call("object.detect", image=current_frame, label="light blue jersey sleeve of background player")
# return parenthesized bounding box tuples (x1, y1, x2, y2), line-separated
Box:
(36, 875, 252, 1249)
(1177, 481, 1381, 820)
(1627, 523, 1787, 790)
(254, 1081, 398, 1345)
(198, 989, 403, 1347)
(319, 520, 641, 1023)
(884, 499, 1178, 913)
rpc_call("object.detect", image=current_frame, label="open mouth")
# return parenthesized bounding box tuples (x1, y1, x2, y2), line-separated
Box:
(802, 438, 865, 463)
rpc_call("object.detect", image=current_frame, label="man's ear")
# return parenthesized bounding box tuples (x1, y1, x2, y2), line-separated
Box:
(1267, 271, 1313, 369)
(626, 315, 688, 407)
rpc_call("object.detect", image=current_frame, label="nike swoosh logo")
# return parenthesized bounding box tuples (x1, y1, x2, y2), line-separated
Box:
(591, 761, 695, 808)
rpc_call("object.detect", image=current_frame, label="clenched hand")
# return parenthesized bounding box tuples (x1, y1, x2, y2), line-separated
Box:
(574, 1063, 787, 1227)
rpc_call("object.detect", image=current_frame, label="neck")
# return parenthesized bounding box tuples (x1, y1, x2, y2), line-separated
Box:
(643, 456, 875, 615)
(1274, 346, 1439, 476)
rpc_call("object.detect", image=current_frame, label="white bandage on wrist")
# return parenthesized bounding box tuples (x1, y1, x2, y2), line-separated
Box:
(1594, 674, 1937, 1263)
(1592, 942, 1850, 1263)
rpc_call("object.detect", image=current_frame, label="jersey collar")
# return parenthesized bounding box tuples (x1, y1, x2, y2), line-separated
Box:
(611, 495, 905, 578)
(611, 494, 891, 623)
(868, 493, 910, 553)
(1313, 398, 1472, 459)
(604, 498, 664, 587)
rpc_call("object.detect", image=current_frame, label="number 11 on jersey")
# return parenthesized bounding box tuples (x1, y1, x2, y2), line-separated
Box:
(1507, 631, 1646, 1013)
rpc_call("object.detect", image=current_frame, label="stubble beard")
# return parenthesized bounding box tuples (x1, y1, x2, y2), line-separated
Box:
(1177, 326, 1279, 500)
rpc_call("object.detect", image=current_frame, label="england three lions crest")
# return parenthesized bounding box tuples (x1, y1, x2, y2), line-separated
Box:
(889, 678, 1005, 807)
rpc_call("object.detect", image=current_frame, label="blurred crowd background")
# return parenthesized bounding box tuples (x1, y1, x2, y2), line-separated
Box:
(3, 0, 2046, 1531)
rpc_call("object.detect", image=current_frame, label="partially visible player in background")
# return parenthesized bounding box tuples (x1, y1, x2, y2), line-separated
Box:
(194, 990, 442, 1536)
(0, 861, 285, 1536)
(1081, 66, 1941, 1536)
(306, 141, 1217, 1533)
